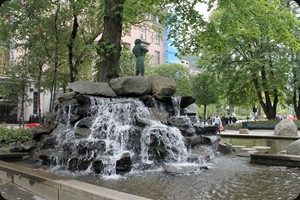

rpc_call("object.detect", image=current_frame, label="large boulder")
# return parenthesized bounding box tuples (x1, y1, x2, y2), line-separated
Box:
(110, 76, 151, 96)
(286, 139, 300, 155)
(274, 119, 299, 136)
(148, 76, 176, 96)
(66, 81, 116, 97)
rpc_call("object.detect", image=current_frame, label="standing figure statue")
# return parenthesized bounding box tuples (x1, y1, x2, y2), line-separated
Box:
(132, 39, 149, 76)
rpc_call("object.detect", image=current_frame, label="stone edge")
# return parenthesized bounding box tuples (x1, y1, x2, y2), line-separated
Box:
(0, 161, 153, 200)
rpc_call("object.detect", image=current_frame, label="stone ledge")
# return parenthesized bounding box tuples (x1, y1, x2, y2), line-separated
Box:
(239, 129, 249, 134)
(0, 161, 152, 200)
(250, 153, 300, 167)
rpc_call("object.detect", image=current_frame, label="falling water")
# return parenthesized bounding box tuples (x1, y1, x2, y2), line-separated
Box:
(44, 96, 208, 176)
(171, 96, 181, 116)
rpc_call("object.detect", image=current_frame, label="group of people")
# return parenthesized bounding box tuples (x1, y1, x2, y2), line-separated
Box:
(206, 114, 238, 132)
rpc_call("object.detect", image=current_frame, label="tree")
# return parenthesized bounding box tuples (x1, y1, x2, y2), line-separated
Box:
(194, 0, 299, 120)
(67, 0, 104, 82)
(148, 63, 193, 96)
(96, 0, 125, 82)
(96, 0, 165, 82)
(192, 72, 220, 124)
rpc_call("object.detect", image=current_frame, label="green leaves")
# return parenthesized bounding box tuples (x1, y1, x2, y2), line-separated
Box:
(0, 127, 33, 144)
(192, 72, 220, 106)
(193, 0, 299, 119)
(148, 63, 193, 96)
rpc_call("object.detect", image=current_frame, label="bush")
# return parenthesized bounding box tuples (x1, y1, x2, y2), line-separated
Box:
(226, 120, 300, 130)
(225, 123, 242, 130)
(0, 127, 33, 144)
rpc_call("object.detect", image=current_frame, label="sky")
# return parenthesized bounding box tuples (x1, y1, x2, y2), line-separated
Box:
(195, 2, 214, 21)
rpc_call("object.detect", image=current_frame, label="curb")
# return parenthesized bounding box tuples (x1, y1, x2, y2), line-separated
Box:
(0, 161, 152, 200)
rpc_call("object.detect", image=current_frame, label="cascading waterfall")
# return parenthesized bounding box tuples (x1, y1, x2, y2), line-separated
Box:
(41, 94, 213, 177)
(141, 122, 188, 164)
(171, 96, 182, 116)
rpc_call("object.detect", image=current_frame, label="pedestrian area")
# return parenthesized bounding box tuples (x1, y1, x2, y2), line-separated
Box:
(220, 129, 300, 139)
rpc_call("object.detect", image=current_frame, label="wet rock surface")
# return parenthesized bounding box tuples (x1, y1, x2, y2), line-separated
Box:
(29, 77, 219, 176)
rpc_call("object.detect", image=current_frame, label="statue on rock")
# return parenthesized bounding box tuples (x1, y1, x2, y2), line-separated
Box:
(132, 39, 148, 76)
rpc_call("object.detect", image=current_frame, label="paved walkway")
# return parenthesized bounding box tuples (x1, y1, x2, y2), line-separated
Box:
(222, 129, 275, 135)
(220, 129, 300, 139)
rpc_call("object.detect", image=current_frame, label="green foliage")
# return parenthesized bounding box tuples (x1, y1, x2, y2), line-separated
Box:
(192, 72, 220, 106)
(193, 0, 300, 119)
(119, 48, 136, 76)
(238, 119, 300, 130)
(225, 123, 242, 130)
(0, 127, 33, 144)
(148, 63, 193, 96)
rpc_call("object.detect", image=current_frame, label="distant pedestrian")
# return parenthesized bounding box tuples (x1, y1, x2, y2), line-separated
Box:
(213, 114, 222, 133)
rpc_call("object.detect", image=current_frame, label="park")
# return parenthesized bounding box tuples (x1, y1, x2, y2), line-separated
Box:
(0, 0, 300, 199)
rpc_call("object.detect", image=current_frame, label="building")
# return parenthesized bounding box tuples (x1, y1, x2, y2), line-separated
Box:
(122, 22, 165, 65)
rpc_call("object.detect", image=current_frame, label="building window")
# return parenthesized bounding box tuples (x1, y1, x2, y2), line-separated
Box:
(155, 51, 160, 65)
(152, 32, 160, 45)
(140, 28, 146, 40)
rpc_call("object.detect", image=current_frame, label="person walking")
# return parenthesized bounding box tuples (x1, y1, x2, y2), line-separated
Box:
(213, 114, 222, 133)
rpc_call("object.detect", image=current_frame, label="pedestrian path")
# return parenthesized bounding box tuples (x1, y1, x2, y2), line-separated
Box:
(220, 129, 300, 140)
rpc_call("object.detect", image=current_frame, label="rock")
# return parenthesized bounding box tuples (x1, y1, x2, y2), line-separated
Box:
(148, 76, 176, 96)
(56, 92, 77, 103)
(180, 96, 195, 108)
(42, 112, 58, 131)
(92, 160, 104, 174)
(164, 163, 208, 174)
(77, 158, 90, 171)
(110, 76, 151, 96)
(67, 157, 78, 171)
(148, 108, 168, 124)
(116, 152, 132, 174)
(274, 119, 299, 136)
(189, 135, 206, 147)
(286, 139, 300, 155)
(74, 128, 91, 138)
(218, 141, 233, 154)
(168, 116, 195, 137)
(32, 126, 54, 141)
(67, 81, 117, 97)
(41, 137, 57, 149)
(75, 117, 95, 129)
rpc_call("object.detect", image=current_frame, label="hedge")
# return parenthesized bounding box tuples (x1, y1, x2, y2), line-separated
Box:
(226, 120, 300, 130)
(0, 127, 33, 144)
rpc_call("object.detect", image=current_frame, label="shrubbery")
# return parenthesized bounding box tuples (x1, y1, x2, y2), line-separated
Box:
(224, 123, 242, 130)
(0, 127, 33, 144)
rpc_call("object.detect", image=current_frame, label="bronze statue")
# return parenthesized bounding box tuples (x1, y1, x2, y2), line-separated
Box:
(132, 39, 149, 76)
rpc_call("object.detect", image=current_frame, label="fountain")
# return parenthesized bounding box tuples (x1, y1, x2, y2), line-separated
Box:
(32, 76, 219, 176)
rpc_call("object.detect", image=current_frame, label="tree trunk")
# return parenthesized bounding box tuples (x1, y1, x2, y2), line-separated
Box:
(292, 65, 300, 119)
(203, 104, 207, 125)
(96, 0, 125, 83)
(37, 63, 43, 123)
(68, 14, 79, 83)
(252, 69, 277, 120)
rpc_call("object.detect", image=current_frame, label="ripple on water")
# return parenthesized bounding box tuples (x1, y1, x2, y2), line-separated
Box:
(77, 155, 300, 200)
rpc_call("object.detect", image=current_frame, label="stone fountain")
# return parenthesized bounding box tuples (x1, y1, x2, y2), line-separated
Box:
(31, 76, 219, 176)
